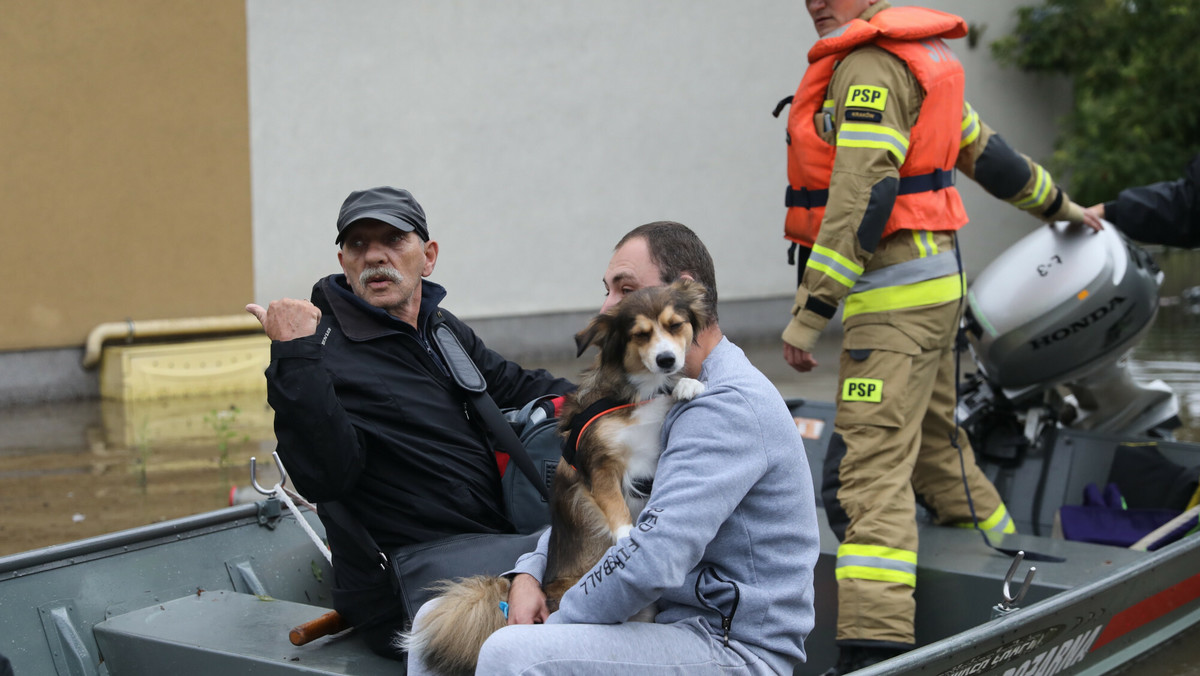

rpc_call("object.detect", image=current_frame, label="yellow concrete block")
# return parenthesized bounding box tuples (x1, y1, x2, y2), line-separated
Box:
(99, 335, 271, 400)
(99, 392, 275, 449)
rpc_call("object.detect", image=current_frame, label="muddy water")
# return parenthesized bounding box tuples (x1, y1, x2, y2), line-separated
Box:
(0, 248, 1197, 672)
(0, 392, 282, 555)
(1075, 246, 1200, 676)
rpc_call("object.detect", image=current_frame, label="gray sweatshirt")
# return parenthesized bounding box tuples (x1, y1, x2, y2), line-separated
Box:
(510, 337, 819, 673)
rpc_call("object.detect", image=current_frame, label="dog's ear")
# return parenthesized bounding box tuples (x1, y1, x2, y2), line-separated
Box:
(574, 313, 612, 358)
(671, 279, 712, 332)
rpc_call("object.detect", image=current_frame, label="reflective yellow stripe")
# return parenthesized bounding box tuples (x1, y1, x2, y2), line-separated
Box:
(807, 245, 863, 288)
(843, 272, 965, 319)
(836, 544, 918, 587)
(823, 99, 836, 114)
(809, 260, 856, 288)
(837, 122, 909, 163)
(912, 230, 938, 258)
(913, 230, 928, 258)
(954, 504, 1017, 535)
(811, 244, 864, 275)
(835, 565, 917, 586)
(980, 503, 1016, 534)
(838, 543, 918, 563)
(960, 102, 981, 149)
(1016, 165, 1049, 208)
(1015, 165, 1052, 210)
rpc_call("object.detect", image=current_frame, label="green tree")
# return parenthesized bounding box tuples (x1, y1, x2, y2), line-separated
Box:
(991, 0, 1200, 206)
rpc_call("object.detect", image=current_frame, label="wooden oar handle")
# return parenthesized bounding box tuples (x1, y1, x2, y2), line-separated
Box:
(289, 610, 347, 646)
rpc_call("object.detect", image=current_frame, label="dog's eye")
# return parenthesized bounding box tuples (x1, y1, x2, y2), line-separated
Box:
(632, 329, 651, 341)
(668, 321, 685, 332)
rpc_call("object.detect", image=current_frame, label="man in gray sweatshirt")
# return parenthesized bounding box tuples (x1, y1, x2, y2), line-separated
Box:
(469, 221, 820, 675)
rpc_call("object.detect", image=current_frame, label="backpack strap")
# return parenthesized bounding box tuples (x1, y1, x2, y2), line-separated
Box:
(428, 311, 550, 502)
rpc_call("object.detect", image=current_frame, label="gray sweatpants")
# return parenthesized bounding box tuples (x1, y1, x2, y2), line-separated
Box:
(406, 599, 785, 675)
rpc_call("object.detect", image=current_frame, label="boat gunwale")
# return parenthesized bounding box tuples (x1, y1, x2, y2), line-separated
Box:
(852, 530, 1200, 675)
(0, 502, 279, 578)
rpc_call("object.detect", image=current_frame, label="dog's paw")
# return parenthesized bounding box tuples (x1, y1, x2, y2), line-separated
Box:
(672, 377, 706, 401)
(614, 524, 632, 541)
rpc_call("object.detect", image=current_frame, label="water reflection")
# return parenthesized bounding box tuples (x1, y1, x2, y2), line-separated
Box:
(0, 393, 279, 556)
(1131, 246, 1200, 443)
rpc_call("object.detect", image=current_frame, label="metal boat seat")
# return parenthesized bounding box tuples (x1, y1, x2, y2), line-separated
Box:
(93, 590, 398, 675)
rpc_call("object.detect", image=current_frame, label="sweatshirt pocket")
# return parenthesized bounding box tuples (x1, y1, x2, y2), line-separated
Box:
(694, 566, 740, 647)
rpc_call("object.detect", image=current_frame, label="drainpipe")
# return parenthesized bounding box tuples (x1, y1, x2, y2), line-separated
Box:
(81, 314, 265, 368)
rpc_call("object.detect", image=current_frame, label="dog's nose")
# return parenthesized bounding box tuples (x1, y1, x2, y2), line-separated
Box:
(656, 353, 676, 370)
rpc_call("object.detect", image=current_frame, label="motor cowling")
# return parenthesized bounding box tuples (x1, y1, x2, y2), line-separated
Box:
(965, 222, 1161, 393)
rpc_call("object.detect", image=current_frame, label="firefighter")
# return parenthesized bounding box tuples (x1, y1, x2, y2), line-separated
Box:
(777, 1, 1103, 672)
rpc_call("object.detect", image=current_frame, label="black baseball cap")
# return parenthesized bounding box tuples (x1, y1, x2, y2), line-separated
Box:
(335, 186, 430, 244)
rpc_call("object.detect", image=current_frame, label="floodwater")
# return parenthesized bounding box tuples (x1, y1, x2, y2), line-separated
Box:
(0, 248, 1197, 673)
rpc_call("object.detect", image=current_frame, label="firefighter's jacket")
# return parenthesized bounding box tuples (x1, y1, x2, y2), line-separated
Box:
(781, 1, 1089, 353)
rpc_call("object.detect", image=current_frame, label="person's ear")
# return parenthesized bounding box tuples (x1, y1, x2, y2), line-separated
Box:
(422, 240, 439, 277)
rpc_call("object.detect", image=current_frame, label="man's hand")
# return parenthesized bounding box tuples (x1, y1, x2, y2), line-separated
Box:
(1051, 198, 1105, 233)
(506, 573, 549, 625)
(1079, 204, 1105, 233)
(1057, 200, 1104, 233)
(784, 343, 818, 373)
(245, 299, 322, 342)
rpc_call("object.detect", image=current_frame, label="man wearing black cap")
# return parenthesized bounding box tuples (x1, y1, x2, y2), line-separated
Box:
(247, 187, 573, 659)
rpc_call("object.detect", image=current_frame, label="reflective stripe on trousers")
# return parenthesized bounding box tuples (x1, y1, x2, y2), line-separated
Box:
(954, 502, 1017, 538)
(835, 543, 918, 587)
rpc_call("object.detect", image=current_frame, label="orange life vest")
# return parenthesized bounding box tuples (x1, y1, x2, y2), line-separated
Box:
(784, 7, 969, 247)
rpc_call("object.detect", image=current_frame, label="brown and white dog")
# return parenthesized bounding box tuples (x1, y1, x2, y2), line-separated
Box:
(401, 279, 711, 676)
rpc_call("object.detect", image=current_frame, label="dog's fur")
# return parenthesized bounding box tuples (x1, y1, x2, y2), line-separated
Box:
(401, 280, 711, 676)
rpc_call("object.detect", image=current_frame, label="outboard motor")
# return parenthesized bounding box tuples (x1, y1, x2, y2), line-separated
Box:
(960, 222, 1179, 443)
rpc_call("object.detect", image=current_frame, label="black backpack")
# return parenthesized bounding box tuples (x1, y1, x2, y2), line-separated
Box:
(502, 395, 564, 533)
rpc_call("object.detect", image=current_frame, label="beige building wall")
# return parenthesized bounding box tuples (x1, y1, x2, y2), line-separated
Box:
(0, 0, 253, 352)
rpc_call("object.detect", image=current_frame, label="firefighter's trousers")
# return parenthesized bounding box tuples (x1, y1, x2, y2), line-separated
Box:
(821, 231, 1014, 646)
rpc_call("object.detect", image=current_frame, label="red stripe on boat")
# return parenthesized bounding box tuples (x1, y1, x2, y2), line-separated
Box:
(1092, 571, 1200, 651)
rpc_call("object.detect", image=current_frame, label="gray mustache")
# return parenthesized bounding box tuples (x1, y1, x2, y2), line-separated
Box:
(360, 267, 403, 286)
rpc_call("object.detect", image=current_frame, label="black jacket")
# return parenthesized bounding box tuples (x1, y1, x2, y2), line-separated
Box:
(265, 274, 573, 606)
(1106, 153, 1200, 248)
